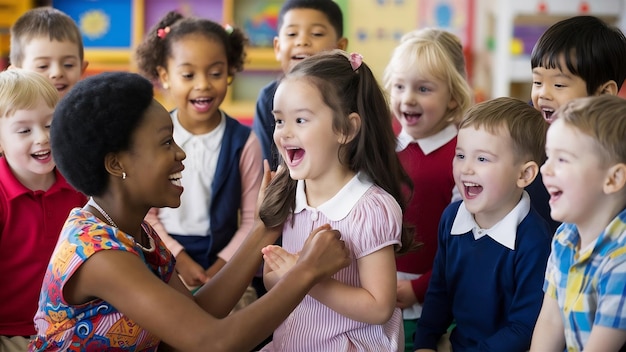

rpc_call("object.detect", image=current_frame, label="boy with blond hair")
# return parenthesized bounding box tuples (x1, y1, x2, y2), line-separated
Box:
(415, 97, 552, 352)
(0, 70, 86, 350)
(530, 95, 626, 351)
(10, 6, 88, 98)
(252, 0, 348, 171)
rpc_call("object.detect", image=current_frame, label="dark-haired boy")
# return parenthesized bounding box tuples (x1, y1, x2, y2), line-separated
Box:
(527, 15, 626, 234)
(252, 0, 348, 171)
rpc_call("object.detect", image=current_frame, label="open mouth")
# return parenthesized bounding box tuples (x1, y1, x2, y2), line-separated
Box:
(32, 150, 51, 161)
(286, 147, 305, 164)
(463, 182, 483, 199)
(190, 98, 214, 110)
(168, 172, 182, 187)
(548, 188, 563, 202)
(403, 112, 422, 124)
(542, 108, 555, 123)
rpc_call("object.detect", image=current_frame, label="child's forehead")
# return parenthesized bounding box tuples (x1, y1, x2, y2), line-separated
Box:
(281, 8, 335, 29)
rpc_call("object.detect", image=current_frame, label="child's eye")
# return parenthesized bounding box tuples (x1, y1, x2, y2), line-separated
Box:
(393, 84, 404, 91)
(296, 117, 306, 124)
(554, 83, 566, 88)
(455, 153, 464, 160)
(36, 65, 48, 70)
(312, 32, 325, 37)
(286, 32, 297, 37)
(477, 156, 488, 162)
(17, 128, 31, 134)
(274, 119, 284, 126)
(210, 71, 224, 78)
(182, 73, 193, 79)
(532, 81, 541, 86)
(419, 86, 431, 93)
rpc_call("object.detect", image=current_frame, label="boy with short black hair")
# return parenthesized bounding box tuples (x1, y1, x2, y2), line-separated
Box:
(252, 0, 348, 170)
(0, 69, 86, 351)
(10, 6, 89, 98)
(530, 95, 626, 351)
(527, 15, 626, 234)
(415, 97, 552, 352)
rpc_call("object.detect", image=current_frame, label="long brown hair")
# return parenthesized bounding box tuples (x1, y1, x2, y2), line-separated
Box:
(259, 50, 416, 254)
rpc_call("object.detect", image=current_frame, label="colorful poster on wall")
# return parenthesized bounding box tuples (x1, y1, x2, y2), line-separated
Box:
(54, 0, 133, 48)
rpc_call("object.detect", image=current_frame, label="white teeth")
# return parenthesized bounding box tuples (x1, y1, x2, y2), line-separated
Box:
(542, 108, 554, 112)
(463, 182, 480, 187)
(168, 172, 182, 186)
(33, 151, 49, 156)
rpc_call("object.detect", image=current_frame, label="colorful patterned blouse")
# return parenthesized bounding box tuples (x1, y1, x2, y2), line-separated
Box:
(30, 208, 175, 352)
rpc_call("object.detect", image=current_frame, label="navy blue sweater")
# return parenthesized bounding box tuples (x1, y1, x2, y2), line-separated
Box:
(414, 201, 552, 351)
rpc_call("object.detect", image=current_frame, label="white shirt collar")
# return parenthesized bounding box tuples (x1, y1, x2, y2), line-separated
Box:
(450, 191, 531, 250)
(171, 109, 226, 146)
(294, 172, 373, 221)
(395, 124, 458, 154)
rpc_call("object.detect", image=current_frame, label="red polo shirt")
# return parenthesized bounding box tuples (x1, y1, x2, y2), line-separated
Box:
(0, 157, 86, 336)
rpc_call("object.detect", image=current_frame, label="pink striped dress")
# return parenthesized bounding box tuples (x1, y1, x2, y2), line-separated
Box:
(261, 173, 404, 352)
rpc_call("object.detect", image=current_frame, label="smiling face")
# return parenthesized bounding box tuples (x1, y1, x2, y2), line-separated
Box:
(541, 119, 608, 227)
(19, 37, 87, 98)
(531, 58, 589, 124)
(119, 100, 186, 209)
(158, 34, 228, 134)
(274, 8, 346, 74)
(272, 77, 349, 185)
(0, 97, 55, 188)
(388, 65, 457, 140)
(453, 125, 527, 228)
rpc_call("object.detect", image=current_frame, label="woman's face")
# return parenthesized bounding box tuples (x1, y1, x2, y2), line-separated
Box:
(119, 100, 186, 209)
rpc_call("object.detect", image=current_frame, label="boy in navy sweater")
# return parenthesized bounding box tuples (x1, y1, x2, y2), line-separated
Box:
(414, 97, 552, 352)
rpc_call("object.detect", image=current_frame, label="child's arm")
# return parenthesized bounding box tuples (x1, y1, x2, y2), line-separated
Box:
(145, 208, 209, 286)
(307, 245, 397, 325)
(207, 134, 263, 277)
(584, 326, 626, 351)
(529, 293, 565, 351)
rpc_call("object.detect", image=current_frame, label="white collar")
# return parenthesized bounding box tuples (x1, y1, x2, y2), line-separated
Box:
(450, 191, 531, 250)
(294, 172, 373, 221)
(171, 109, 226, 146)
(396, 124, 457, 154)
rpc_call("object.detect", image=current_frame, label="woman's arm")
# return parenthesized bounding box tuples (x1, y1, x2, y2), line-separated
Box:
(66, 222, 349, 352)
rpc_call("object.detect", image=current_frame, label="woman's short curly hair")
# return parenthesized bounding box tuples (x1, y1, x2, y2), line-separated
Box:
(51, 71, 154, 196)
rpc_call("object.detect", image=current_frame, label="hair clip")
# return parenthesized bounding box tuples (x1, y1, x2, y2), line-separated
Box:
(224, 24, 234, 35)
(157, 26, 170, 39)
(349, 52, 363, 71)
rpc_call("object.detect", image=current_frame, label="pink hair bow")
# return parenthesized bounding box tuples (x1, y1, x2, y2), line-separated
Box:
(157, 26, 170, 39)
(349, 52, 363, 71)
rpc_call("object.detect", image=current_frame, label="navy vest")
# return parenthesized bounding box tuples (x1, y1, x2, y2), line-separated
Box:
(207, 115, 251, 265)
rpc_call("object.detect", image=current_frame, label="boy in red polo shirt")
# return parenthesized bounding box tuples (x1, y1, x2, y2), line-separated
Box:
(0, 69, 86, 351)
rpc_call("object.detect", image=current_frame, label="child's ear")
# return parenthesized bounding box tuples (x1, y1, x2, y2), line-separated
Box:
(596, 80, 618, 96)
(156, 66, 169, 90)
(604, 163, 626, 194)
(516, 161, 539, 188)
(80, 60, 89, 76)
(338, 112, 361, 144)
(273, 36, 281, 60)
(336, 37, 348, 50)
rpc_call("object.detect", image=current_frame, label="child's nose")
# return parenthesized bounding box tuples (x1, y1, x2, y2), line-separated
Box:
(49, 62, 64, 79)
